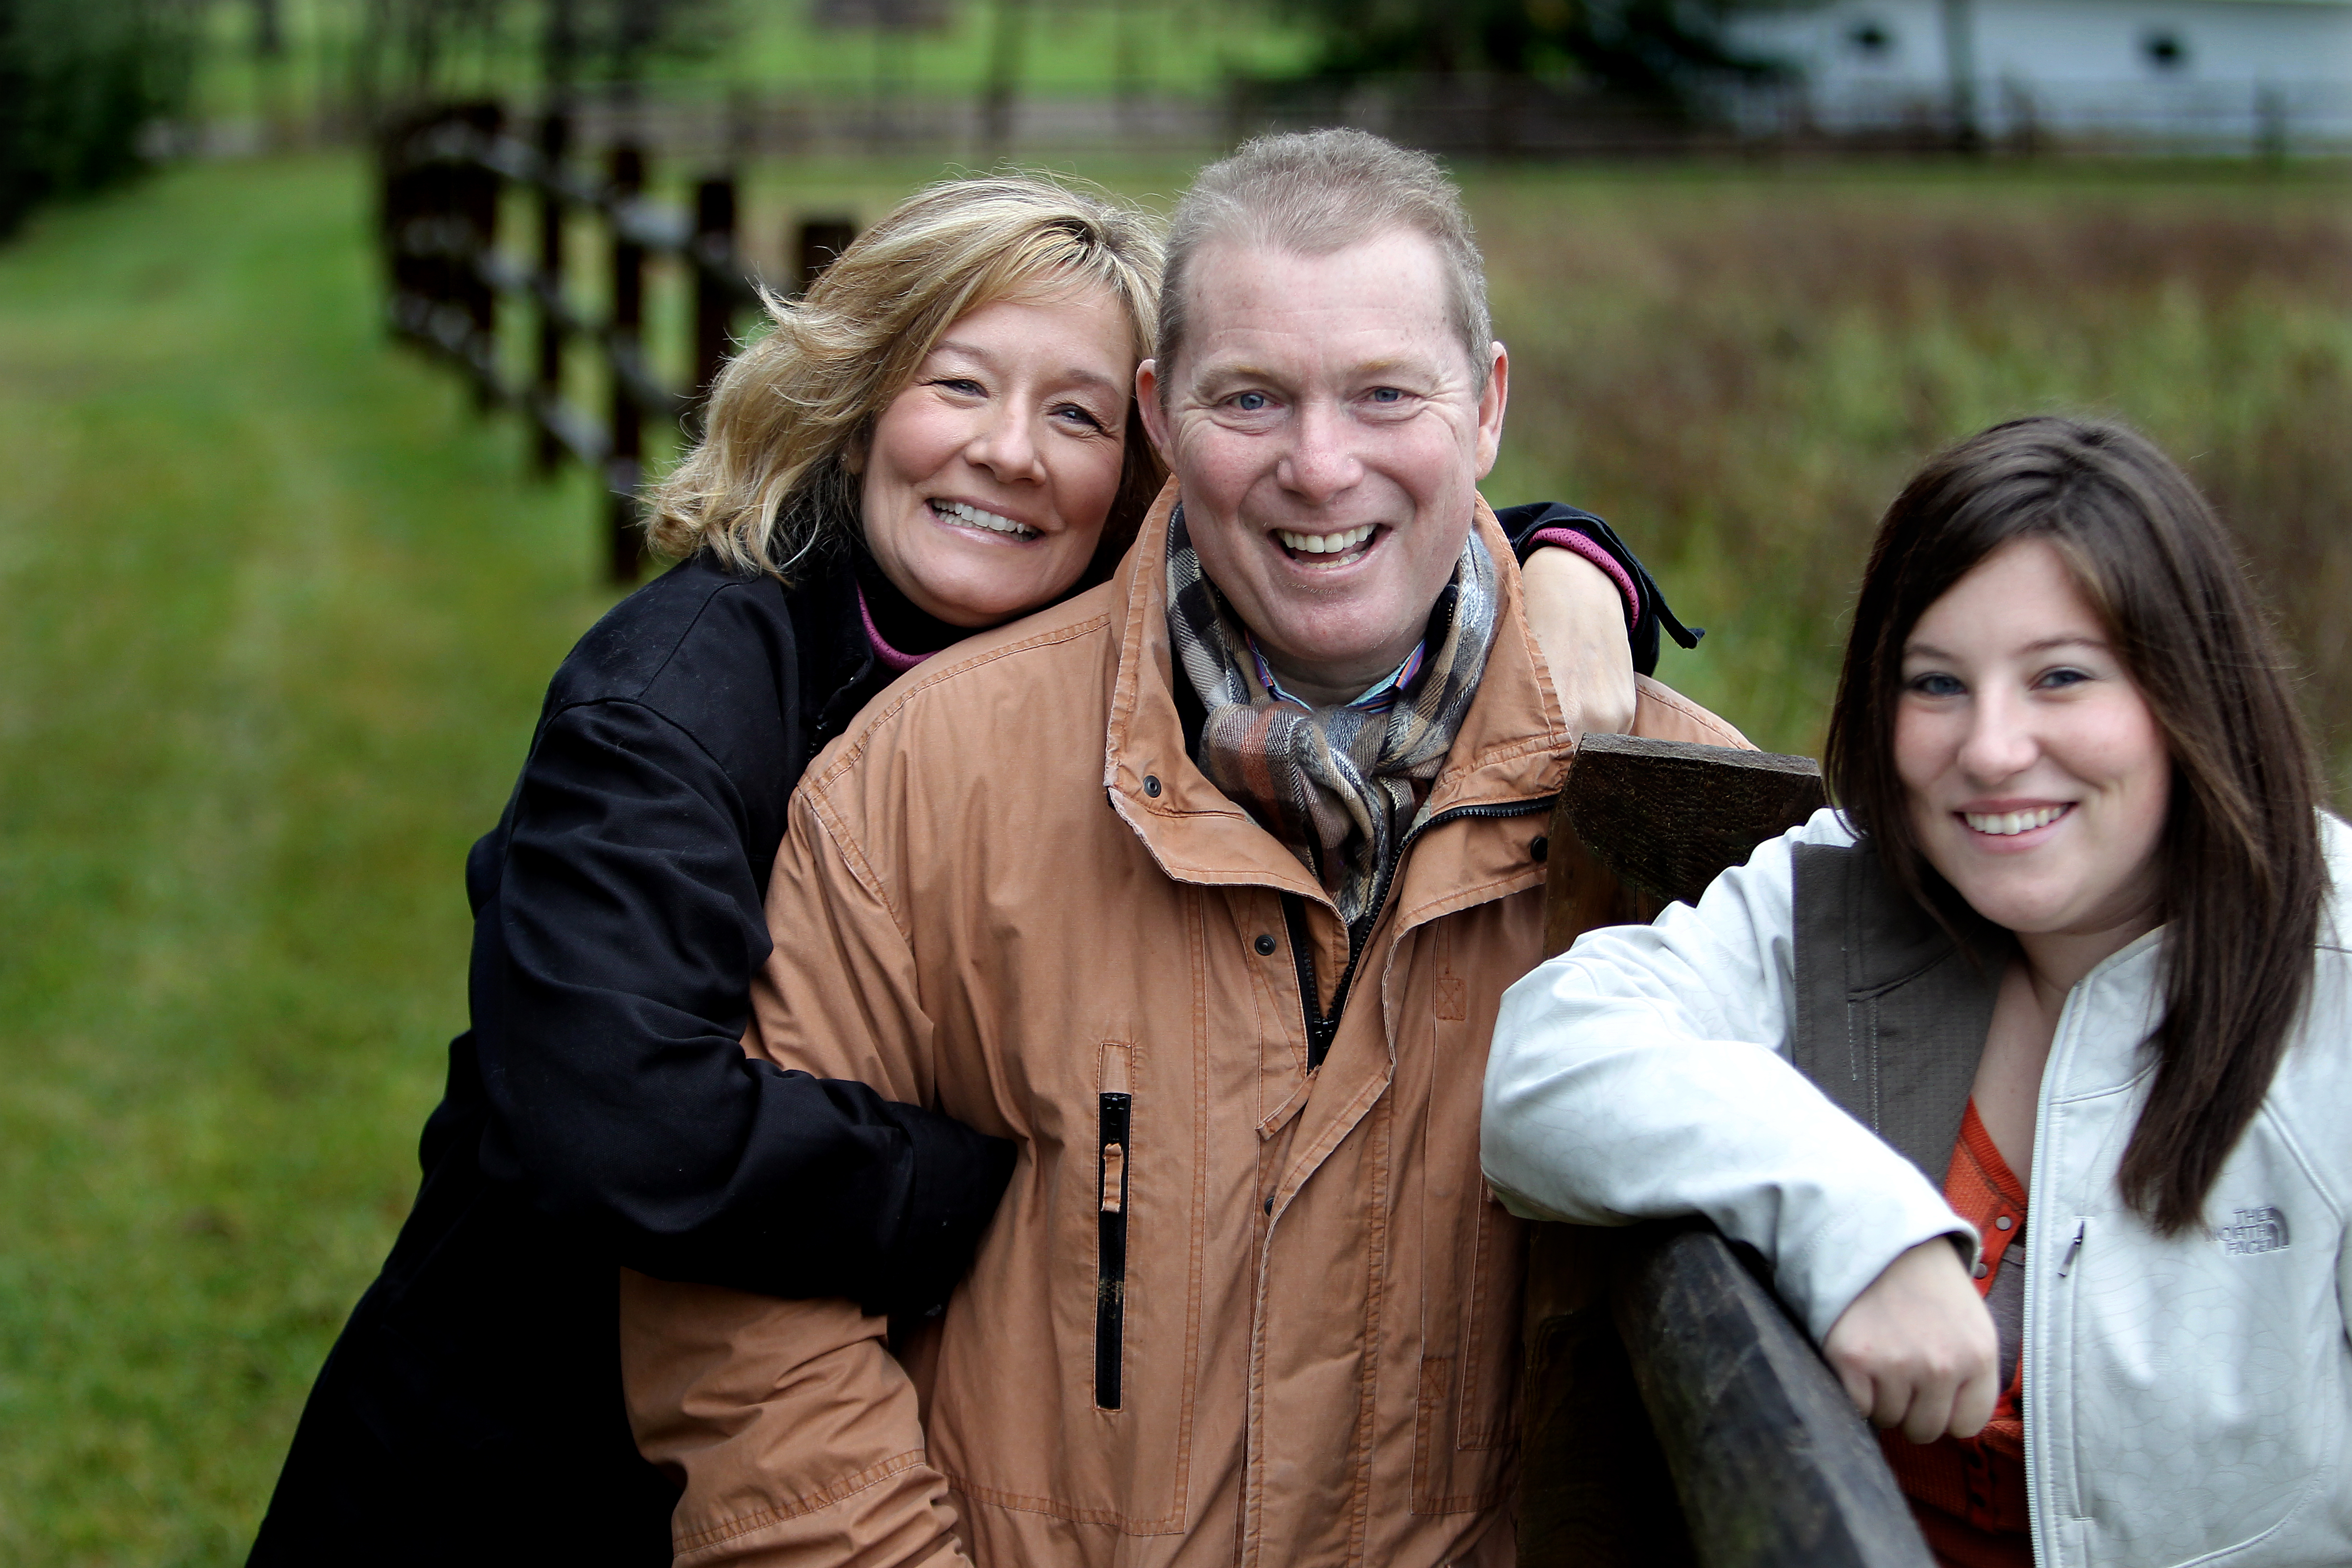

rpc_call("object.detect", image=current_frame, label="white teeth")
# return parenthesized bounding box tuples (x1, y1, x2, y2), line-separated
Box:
(1275, 524, 1376, 556)
(933, 500, 1036, 539)
(1963, 806, 2068, 836)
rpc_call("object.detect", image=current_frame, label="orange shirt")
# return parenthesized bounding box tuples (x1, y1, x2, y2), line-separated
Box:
(1880, 1101, 2034, 1568)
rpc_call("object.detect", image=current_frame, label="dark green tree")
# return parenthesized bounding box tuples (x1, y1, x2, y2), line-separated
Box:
(0, 0, 193, 238)
(1279, 0, 1773, 107)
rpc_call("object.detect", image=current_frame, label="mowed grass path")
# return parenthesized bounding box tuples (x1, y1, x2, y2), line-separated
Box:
(0, 156, 615, 1563)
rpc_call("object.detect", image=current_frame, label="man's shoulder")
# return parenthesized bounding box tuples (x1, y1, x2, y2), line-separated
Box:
(1630, 674, 1751, 751)
(801, 579, 1125, 801)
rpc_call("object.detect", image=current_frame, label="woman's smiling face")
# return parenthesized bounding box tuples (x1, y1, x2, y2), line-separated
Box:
(1895, 537, 2171, 942)
(857, 285, 1135, 629)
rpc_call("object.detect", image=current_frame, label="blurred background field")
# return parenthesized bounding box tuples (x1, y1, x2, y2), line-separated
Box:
(3, 0, 2350, 1556)
(1471, 164, 2352, 762)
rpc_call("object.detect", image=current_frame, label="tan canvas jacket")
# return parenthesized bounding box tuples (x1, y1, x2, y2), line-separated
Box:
(620, 489, 1748, 1568)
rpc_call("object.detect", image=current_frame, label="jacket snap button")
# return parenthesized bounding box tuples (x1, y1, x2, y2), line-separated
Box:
(1143, 774, 1162, 797)
(1972, 1261, 1990, 1279)
(1995, 1215, 2013, 1231)
(1531, 835, 1548, 863)
(1254, 934, 1277, 956)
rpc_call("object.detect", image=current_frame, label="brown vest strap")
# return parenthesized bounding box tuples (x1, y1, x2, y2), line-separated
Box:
(1789, 842, 2000, 1185)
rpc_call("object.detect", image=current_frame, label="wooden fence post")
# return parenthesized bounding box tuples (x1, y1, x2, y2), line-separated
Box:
(380, 109, 448, 346)
(691, 173, 738, 419)
(604, 141, 647, 585)
(534, 107, 571, 473)
(793, 218, 858, 297)
(377, 101, 773, 584)
(1518, 1222, 1695, 1567)
(453, 102, 503, 409)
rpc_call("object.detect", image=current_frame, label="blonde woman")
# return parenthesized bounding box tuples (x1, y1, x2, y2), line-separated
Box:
(253, 172, 1666, 1567)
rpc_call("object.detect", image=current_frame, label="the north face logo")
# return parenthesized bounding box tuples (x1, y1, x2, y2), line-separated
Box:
(2215, 1206, 2290, 1255)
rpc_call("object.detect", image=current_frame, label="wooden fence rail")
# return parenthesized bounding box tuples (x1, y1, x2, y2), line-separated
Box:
(1524, 734, 1936, 1568)
(379, 101, 856, 582)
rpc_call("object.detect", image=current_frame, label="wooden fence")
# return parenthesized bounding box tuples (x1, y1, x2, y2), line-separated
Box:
(378, 101, 857, 582)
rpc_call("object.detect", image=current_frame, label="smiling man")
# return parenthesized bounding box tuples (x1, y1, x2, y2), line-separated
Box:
(617, 130, 1744, 1568)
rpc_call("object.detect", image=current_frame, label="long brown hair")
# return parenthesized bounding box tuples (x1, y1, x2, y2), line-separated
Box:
(1825, 416, 2328, 1236)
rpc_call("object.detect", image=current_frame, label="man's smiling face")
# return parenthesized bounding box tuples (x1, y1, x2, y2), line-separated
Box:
(1139, 228, 1507, 705)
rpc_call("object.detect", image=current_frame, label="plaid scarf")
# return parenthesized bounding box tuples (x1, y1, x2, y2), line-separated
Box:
(1167, 506, 1500, 932)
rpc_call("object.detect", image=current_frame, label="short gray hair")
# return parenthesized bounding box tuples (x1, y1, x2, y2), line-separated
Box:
(1156, 128, 1492, 395)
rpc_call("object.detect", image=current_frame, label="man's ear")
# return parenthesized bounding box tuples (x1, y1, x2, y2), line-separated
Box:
(1474, 341, 1509, 481)
(1136, 359, 1175, 466)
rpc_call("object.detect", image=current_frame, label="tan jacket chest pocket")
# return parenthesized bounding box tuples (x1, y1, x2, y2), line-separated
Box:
(925, 1038, 1200, 1538)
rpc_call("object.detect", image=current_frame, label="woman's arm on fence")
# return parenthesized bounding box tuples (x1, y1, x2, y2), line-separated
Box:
(1482, 813, 1975, 1343)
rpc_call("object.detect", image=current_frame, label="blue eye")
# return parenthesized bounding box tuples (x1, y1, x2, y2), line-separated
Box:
(1369, 387, 1404, 403)
(1233, 391, 1269, 412)
(1908, 672, 1965, 698)
(2037, 667, 2091, 689)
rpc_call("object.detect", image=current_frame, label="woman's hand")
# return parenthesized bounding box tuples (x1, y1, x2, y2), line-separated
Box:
(1822, 1238, 2000, 1444)
(1520, 548, 1637, 737)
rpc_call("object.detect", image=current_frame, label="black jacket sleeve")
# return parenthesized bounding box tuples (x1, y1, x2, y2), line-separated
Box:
(1495, 501, 1703, 679)
(468, 694, 1012, 1317)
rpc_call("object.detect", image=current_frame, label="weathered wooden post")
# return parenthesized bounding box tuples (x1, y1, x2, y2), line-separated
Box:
(534, 107, 571, 473)
(453, 102, 504, 408)
(792, 218, 858, 298)
(1517, 1220, 1694, 1567)
(378, 122, 418, 341)
(1519, 734, 1936, 1568)
(691, 173, 739, 418)
(380, 109, 451, 347)
(605, 141, 647, 585)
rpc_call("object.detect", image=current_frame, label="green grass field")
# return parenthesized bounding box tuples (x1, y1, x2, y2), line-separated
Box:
(0, 155, 614, 1563)
(0, 148, 2345, 1564)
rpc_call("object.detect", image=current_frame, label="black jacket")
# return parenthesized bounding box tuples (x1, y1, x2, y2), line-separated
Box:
(251, 552, 1017, 1566)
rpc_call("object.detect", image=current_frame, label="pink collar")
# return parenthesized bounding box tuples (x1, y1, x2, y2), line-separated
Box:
(856, 582, 931, 674)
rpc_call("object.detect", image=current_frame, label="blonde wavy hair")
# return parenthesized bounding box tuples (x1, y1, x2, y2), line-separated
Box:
(645, 175, 1165, 584)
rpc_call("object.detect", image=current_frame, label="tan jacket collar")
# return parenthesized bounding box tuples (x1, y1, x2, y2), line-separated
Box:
(1103, 479, 1575, 906)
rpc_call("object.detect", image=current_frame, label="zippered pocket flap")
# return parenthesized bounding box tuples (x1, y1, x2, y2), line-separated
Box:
(1096, 1089, 1132, 1410)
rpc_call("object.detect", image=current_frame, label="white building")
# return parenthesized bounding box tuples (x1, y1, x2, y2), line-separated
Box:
(1726, 0, 2352, 148)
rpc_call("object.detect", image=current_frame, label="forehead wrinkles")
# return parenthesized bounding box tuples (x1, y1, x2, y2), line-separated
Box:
(1181, 238, 1456, 357)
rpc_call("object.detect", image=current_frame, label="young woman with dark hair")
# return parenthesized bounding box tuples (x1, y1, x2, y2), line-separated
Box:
(1482, 416, 2347, 1567)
